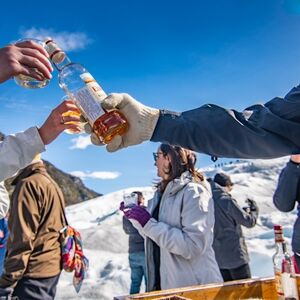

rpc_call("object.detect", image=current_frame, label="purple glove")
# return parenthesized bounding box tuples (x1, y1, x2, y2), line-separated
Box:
(119, 201, 125, 211)
(124, 205, 151, 227)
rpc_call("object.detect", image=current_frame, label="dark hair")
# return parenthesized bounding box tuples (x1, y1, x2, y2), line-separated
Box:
(132, 191, 143, 198)
(157, 144, 204, 192)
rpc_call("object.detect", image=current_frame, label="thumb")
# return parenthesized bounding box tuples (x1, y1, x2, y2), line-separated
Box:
(90, 133, 105, 146)
(102, 93, 125, 110)
(106, 135, 123, 152)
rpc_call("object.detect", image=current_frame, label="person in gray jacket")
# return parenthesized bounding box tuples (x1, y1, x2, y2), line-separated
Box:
(121, 144, 222, 292)
(210, 173, 258, 282)
(122, 191, 147, 294)
(91, 88, 300, 159)
(273, 154, 300, 272)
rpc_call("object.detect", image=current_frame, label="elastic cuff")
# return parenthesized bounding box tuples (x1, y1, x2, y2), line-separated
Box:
(139, 107, 160, 141)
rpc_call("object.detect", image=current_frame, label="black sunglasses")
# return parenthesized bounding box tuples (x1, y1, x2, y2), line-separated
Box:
(153, 152, 164, 162)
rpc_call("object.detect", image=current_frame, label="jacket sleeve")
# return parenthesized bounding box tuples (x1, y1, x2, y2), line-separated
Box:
(0, 182, 9, 219)
(273, 161, 300, 212)
(0, 127, 45, 181)
(151, 86, 300, 159)
(141, 184, 214, 260)
(223, 197, 257, 228)
(123, 216, 132, 234)
(0, 181, 40, 288)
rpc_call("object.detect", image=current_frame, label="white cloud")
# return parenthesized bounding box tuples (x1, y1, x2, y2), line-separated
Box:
(19, 27, 92, 51)
(70, 135, 92, 149)
(70, 171, 121, 180)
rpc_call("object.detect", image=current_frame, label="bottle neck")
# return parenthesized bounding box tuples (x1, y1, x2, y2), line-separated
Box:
(275, 240, 287, 254)
(44, 39, 71, 71)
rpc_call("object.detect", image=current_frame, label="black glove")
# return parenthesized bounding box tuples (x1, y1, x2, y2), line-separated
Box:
(246, 198, 259, 213)
(0, 287, 15, 300)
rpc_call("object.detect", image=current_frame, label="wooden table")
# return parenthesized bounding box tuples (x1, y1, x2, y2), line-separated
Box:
(114, 276, 300, 300)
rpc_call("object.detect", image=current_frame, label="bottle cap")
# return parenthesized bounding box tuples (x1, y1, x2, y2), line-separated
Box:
(274, 224, 283, 231)
(274, 224, 284, 242)
(44, 38, 66, 64)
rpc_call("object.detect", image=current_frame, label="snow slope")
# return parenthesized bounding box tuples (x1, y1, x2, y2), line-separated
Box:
(56, 157, 296, 299)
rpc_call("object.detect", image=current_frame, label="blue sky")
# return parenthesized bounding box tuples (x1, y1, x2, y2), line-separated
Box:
(1, 0, 300, 194)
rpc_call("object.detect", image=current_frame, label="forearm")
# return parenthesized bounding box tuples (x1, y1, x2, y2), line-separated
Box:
(151, 104, 300, 159)
(0, 127, 45, 181)
(273, 161, 300, 211)
(152, 84, 300, 159)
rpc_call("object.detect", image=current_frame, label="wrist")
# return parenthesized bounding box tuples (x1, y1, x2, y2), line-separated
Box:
(289, 159, 300, 166)
(140, 106, 160, 141)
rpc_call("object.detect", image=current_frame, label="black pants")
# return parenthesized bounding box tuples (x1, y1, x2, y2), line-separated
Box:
(220, 263, 251, 282)
(12, 274, 60, 300)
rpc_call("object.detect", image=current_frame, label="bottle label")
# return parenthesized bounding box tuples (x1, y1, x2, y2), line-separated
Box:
(73, 73, 107, 124)
(275, 270, 285, 297)
(281, 272, 299, 298)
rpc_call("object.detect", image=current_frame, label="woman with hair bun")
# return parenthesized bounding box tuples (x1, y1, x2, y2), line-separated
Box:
(121, 143, 222, 292)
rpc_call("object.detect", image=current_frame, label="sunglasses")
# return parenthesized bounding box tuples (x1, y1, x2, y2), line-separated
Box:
(153, 152, 164, 162)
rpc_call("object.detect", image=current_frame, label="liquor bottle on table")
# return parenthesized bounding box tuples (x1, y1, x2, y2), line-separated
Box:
(45, 38, 128, 144)
(273, 224, 299, 300)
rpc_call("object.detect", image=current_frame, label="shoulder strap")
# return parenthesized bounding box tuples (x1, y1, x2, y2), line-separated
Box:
(40, 172, 68, 227)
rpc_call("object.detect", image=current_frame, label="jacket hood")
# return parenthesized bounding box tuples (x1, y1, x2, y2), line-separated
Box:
(210, 181, 230, 199)
(166, 171, 207, 195)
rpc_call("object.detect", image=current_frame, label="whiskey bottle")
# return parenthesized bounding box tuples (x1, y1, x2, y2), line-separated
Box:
(44, 38, 128, 144)
(273, 225, 299, 300)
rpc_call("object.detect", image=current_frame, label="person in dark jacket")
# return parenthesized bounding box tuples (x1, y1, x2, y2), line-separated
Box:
(210, 173, 259, 282)
(0, 155, 65, 300)
(91, 89, 300, 159)
(273, 154, 300, 271)
(122, 191, 147, 294)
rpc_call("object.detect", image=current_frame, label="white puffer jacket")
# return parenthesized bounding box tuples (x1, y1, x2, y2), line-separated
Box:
(0, 127, 45, 181)
(132, 171, 223, 291)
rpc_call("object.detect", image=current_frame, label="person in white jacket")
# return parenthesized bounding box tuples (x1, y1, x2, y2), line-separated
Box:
(0, 183, 9, 220)
(121, 144, 222, 292)
(0, 40, 82, 181)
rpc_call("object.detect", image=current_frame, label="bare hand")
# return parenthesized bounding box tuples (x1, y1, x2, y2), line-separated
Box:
(38, 100, 82, 145)
(0, 40, 53, 84)
(291, 154, 300, 163)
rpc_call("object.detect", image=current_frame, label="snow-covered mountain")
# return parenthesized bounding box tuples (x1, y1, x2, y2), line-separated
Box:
(56, 157, 296, 300)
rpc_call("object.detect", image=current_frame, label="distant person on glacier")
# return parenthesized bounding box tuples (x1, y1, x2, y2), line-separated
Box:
(122, 191, 147, 294)
(273, 154, 300, 272)
(210, 172, 259, 282)
(0, 154, 65, 300)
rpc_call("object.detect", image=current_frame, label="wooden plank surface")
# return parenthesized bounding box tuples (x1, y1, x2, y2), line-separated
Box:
(114, 276, 300, 300)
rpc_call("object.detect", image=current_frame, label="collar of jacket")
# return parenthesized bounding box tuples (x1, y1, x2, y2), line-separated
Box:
(210, 181, 230, 196)
(164, 171, 195, 195)
(11, 161, 47, 186)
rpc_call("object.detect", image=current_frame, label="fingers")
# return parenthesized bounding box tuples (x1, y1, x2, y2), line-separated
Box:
(15, 40, 50, 60)
(14, 65, 45, 81)
(18, 49, 53, 79)
(106, 135, 123, 152)
(82, 122, 92, 134)
(55, 100, 80, 115)
(101, 93, 132, 110)
(90, 133, 105, 146)
(119, 202, 125, 211)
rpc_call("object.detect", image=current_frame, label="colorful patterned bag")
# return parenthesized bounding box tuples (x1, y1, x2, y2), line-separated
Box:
(60, 225, 89, 293)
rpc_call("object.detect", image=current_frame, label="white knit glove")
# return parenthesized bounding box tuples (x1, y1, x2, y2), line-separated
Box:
(90, 93, 160, 152)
